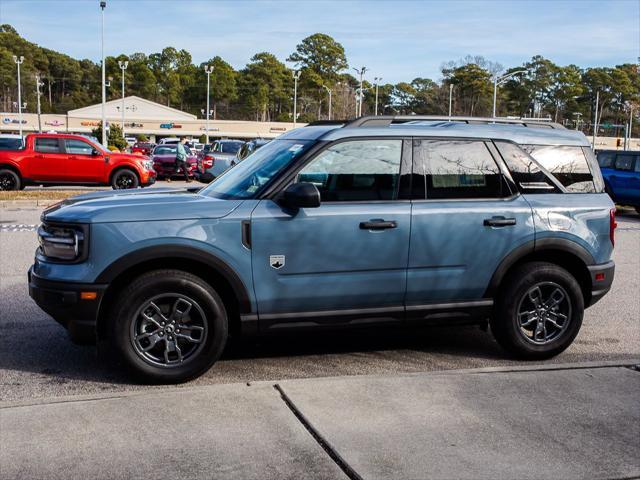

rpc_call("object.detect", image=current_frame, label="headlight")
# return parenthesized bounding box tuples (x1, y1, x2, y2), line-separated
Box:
(143, 160, 154, 171)
(38, 223, 88, 262)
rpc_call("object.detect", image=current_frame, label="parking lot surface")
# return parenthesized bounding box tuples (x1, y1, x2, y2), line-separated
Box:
(0, 206, 638, 402)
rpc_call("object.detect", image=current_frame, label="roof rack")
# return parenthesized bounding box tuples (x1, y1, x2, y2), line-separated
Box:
(305, 120, 349, 126)
(344, 115, 566, 129)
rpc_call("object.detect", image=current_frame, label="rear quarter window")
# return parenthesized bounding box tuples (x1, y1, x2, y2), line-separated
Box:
(597, 151, 615, 168)
(521, 145, 596, 193)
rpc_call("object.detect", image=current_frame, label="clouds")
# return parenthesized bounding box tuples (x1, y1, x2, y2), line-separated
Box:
(1, 0, 638, 82)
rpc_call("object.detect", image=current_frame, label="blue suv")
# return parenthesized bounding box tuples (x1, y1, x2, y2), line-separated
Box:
(597, 150, 640, 213)
(29, 117, 616, 383)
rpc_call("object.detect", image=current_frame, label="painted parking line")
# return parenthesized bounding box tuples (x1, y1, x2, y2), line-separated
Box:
(0, 224, 39, 232)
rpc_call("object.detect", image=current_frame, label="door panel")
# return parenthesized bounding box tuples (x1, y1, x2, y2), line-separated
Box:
(251, 200, 411, 317)
(64, 139, 105, 182)
(28, 138, 67, 181)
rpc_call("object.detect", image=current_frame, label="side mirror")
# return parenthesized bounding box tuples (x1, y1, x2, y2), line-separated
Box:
(281, 182, 321, 209)
(91, 149, 100, 156)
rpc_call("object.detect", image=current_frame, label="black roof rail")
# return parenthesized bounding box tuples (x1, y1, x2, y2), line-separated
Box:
(305, 120, 349, 127)
(344, 115, 566, 129)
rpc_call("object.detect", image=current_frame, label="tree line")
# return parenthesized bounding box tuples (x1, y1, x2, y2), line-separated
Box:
(1, 24, 638, 136)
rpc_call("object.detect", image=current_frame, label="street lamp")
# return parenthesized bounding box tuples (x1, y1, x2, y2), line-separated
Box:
(322, 85, 332, 120)
(292, 70, 301, 126)
(204, 65, 214, 144)
(35, 74, 44, 132)
(374, 77, 382, 116)
(448, 84, 454, 119)
(353, 67, 367, 117)
(100, 1, 107, 147)
(572, 112, 582, 131)
(12, 55, 24, 137)
(118, 60, 128, 137)
(492, 69, 526, 118)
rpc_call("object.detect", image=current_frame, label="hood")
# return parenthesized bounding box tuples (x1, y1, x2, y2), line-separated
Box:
(112, 152, 149, 162)
(42, 188, 243, 224)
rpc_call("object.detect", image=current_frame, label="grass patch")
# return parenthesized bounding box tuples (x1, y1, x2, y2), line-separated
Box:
(0, 190, 91, 201)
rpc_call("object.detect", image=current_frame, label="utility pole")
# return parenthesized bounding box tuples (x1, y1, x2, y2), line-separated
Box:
(100, 1, 107, 147)
(322, 85, 332, 120)
(448, 84, 454, 119)
(492, 70, 526, 119)
(592, 90, 599, 148)
(292, 70, 301, 126)
(204, 65, 213, 144)
(573, 112, 582, 131)
(118, 60, 128, 138)
(353, 67, 367, 117)
(35, 73, 44, 132)
(13, 55, 24, 137)
(374, 77, 381, 116)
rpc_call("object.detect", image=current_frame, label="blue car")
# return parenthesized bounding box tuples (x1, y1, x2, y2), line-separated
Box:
(29, 117, 616, 383)
(597, 150, 640, 214)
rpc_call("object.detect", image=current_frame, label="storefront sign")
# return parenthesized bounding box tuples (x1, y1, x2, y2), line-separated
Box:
(2, 117, 27, 124)
(270, 127, 287, 132)
(45, 120, 64, 126)
(160, 123, 182, 129)
(81, 121, 101, 127)
(125, 122, 143, 128)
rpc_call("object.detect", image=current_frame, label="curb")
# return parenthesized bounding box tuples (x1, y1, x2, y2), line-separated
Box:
(0, 199, 57, 208)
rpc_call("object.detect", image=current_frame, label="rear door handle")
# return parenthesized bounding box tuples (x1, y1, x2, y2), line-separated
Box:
(360, 220, 397, 230)
(484, 217, 516, 227)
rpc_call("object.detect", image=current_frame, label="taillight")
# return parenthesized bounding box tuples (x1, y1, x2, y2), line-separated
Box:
(203, 159, 213, 168)
(609, 208, 617, 247)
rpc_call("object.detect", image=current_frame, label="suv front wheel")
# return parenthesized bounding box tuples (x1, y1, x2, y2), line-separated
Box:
(109, 269, 228, 383)
(490, 262, 584, 359)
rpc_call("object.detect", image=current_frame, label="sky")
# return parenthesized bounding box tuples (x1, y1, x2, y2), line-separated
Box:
(1, 0, 638, 83)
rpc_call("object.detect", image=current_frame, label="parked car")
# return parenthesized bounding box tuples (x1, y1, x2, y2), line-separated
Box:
(597, 150, 640, 213)
(132, 142, 155, 156)
(234, 138, 271, 164)
(0, 133, 156, 190)
(158, 137, 180, 145)
(29, 117, 615, 383)
(199, 139, 245, 182)
(151, 144, 199, 180)
(0, 134, 23, 151)
(125, 136, 137, 147)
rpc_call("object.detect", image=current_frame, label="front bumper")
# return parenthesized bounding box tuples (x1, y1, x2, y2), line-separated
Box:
(586, 260, 615, 307)
(28, 267, 107, 344)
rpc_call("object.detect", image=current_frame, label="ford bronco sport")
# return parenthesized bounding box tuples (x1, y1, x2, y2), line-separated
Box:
(29, 116, 616, 383)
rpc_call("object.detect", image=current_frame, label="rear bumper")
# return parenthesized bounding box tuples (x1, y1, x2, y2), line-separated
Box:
(586, 260, 615, 307)
(28, 267, 106, 344)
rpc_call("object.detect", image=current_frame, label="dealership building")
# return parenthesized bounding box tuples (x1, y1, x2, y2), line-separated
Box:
(0, 96, 298, 142)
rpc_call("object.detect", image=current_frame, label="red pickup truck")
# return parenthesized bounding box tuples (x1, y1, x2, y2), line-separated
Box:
(0, 133, 156, 190)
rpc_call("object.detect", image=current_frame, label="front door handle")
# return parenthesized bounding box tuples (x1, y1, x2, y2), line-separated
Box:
(484, 217, 516, 227)
(360, 220, 397, 230)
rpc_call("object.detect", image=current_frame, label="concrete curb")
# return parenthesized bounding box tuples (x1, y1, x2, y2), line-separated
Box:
(0, 199, 55, 208)
(3, 359, 638, 410)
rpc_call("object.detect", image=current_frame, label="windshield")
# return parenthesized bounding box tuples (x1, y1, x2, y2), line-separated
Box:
(201, 139, 314, 199)
(153, 145, 192, 155)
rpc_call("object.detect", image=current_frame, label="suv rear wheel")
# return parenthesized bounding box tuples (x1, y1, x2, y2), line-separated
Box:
(109, 269, 228, 383)
(0, 169, 20, 191)
(490, 261, 584, 359)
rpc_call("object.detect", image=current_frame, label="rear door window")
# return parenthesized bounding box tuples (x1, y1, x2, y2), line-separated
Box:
(35, 138, 62, 153)
(597, 151, 615, 168)
(413, 139, 508, 199)
(614, 154, 635, 171)
(521, 145, 596, 193)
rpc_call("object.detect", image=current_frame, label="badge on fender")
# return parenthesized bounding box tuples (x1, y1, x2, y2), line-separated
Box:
(270, 255, 285, 269)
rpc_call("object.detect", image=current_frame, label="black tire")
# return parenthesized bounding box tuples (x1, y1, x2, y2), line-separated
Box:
(490, 261, 584, 360)
(109, 269, 228, 383)
(635, 206, 640, 215)
(0, 169, 21, 191)
(111, 169, 139, 189)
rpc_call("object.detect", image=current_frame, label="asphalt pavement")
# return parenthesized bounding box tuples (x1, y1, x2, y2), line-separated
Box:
(0, 204, 638, 402)
(1, 363, 638, 479)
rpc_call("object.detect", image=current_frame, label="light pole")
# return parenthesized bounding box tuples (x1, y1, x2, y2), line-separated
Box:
(118, 60, 128, 137)
(12, 55, 24, 137)
(322, 85, 332, 120)
(100, 1, 107, 146)
(592, 90, 599, 148)
(35, 74, 44, 132)
(204, 65, 214, 143)
(292, 70, 301, 126)
(448, 83, 454, 119)
(353, 67, 367, 117)
(492, 69, 526, 118)
(374, 77, 382, 116)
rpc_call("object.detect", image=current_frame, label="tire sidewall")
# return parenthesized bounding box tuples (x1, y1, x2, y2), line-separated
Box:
(111, 274, 228, 383)
(495, 264, 584, 358)
(0, 169, 20, 191)
(112, 170, 139, 189)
